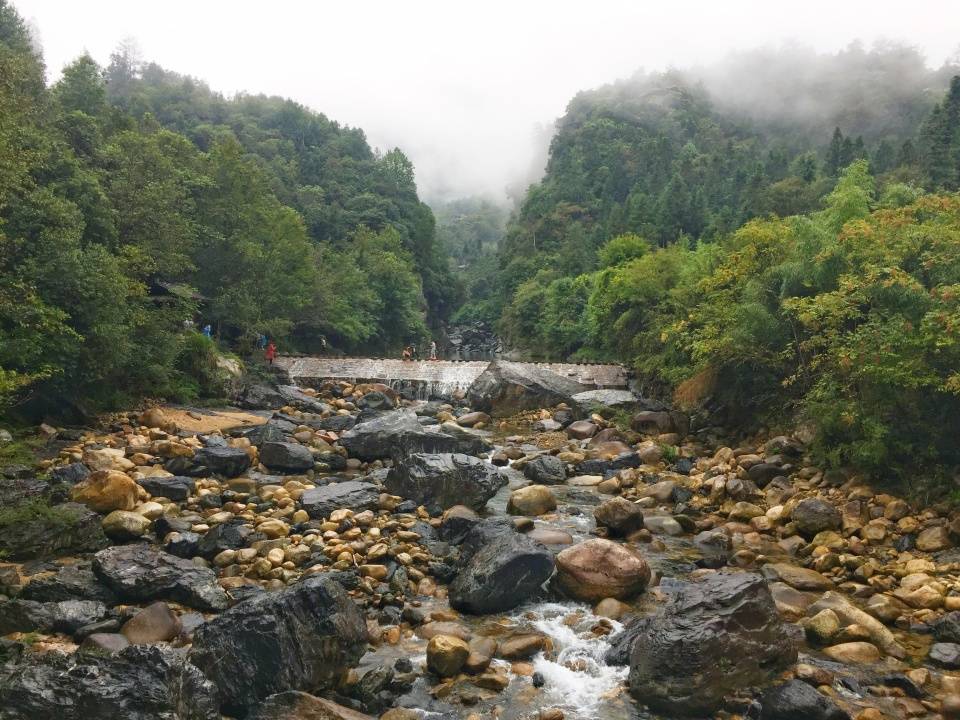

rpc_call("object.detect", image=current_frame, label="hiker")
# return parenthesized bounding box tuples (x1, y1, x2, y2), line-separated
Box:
(265, 341, 277, 365)
(429, 340, 438, 360)
(256, 333, 267, 350)
(202, 323, 212, 338)
(411, 343, 419, 360)
(402, 346, 412, 361)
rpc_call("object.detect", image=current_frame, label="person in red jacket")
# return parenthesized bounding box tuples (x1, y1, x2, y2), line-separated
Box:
(265, 341, 277, 365)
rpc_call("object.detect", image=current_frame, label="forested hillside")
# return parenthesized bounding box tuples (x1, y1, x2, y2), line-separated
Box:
(0, 1, 451, 416)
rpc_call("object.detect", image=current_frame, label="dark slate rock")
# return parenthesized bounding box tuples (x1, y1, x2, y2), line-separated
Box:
(196, 521, 254, 559)
(137, 475, 195, 502)
(0, 644, 219, 720)
(385, 453, 507, 512)
(188, 446, 251, 478)
(0, 502, 107, 561)
(930, 642, 960, 669)
(300, 481, 380, 520)
(153, 515, 192, 537)
(934, 611, 960, 644)
(0, 598, 108, 635)
(626, 570, 798, 715)
(165, 531, 202, 559)
(315, 415, 356, 433)
(523, 455, 566, 485)
(93, 544, 229, 611)
(20, 564, 117, 603)
(758, 680, 850, 720)
(449, 529, 555, 614)
(259, 442, 315, 473)
(47, 463, 90, 486)
(792, 498, 842, 538)
(747, 462, 785, 488)
(189, 576, 366, 716)
(240, 422, 289, 447)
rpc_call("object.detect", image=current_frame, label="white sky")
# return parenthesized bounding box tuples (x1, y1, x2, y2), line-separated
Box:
(14, 0, 960, 202)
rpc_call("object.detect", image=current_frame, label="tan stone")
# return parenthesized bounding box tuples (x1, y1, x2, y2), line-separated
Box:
(555, 538, 650, 602)
(427, 634, 470, 677)
(823, 641, 881, 663)
(72, 470, 139, 512)
(507, 485, 557, 516)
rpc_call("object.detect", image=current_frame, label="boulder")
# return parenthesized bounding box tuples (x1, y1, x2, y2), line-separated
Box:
(807, 591, 906, 658)
(572, 389, 641, 413)
(0, 598, 108, 635)
(189, 576, 366, 716)
(259, 442, 315, 473)
(339, 409, 490, 461)
(249, 692, 373, 720)
(136, 476, 194, 502)
(299, 481, 380, 520)
(0, 502, 108, 560)
(456, 411, 490, 428)
(121, 602, 182, 644)
(48, 462, 90, 486)
(594, 497, 645, 536)
(20, 564, 116, 603)
(507, 485, 557, 516)
(630, 410, 688, 437)
(758, 680, 850, 720)
(0, 644, 219, 720)
(93, 544, 229, 611)
(523, 455, 566, 485)
(188, 446, 252, 478)
(102, 510, 152, 540)
(566, 420, 598, 439)
(70, 470, 138, 512)
(449, 529, 555, 614)
(239, 382, 286, 410)
(625, 570, 798, 715)
(466, 360, 587, 417)
(385, 453, 507, 512)
(792, 498, 841, 537)
(555, 539, 650, 602)
(426, 634, 470, 677)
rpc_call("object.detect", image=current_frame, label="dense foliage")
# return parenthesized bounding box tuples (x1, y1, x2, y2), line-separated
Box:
(0, 1, 446, 415)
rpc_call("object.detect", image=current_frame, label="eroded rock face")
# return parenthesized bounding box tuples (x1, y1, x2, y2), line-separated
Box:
(449, 529, 555, 614)
(466, 360, 587, 417)
(0, 644, 220, 720)
(385, 453, 507, 512)
(93, 544, 229, 611)
(188, 576, 366, 717)
(625, 570, 797, 715)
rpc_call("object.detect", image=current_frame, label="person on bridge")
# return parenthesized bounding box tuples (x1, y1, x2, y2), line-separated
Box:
(401, 346, 412, 361)
(429, 340, 438, 360)
(265, 341, 277, 365)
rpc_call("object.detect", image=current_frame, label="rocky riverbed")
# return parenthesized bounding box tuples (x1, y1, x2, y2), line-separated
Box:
(3, 372, 960, 720)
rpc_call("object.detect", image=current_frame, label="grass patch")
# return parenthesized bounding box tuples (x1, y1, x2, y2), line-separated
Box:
(0, 434, 47, 468)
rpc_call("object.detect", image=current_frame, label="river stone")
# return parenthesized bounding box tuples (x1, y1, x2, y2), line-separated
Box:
(385, 453, 507, 511)
(930, 642, 960, 669)
(466, 360, 588, 416)
(572, 389, 641, 412)
(761, 563, 835, 591)
(79, 632, 130, 655)
(0, 644, 219, 720)
(70, 470, 139, 512)
(300, 481, 380, 519)
(823, 641, 880, 664)
(626, 570, 798, 715)
(594, 497, 645, 536)
(792, 498, 842, 537)
(449, 529, 555, 614)
(189, 446, 251, 478)
(93, 544, 229, 611)
(934, 611, 960, 643)
(136, 475, 195, 502)
(427, 634, 470, 677)
(121, 601, 182, 644)
(566, 420, 598, 439)
(523, 455, 566, 485)
(250, 692, 373, 720)
(507, 485, 557, 516)
(339, 409, 489, 461)
(102, 510, 151, 540)
(259, 442, 315, 473)
(758, 679, 849, 720)
(555, 539, 650, 602)
(189, 576, 366, 716)
(808, 591, 906, 658)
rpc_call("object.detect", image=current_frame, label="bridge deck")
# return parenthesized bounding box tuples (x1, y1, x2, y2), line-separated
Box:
(275, 356, 628, 390)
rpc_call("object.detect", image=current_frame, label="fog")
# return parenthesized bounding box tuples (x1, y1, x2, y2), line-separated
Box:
(15, 0, 960, 203)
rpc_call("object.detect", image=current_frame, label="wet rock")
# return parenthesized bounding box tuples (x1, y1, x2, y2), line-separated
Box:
(457, 411, 490, 428)
(0, 598, 108, 635)
(761, 563, 835, 591)
(808, 592, 905, 658)
(249, 692, 373, 720)
(747, 463, 784, 488)
(259, 442, 315, 473)
(823, 642, 880, 664)
(121, 602, 182, 644)
(693, 530, 732, 569)
(427, 634, 470, 677)
(934, 611, 960, 643)
(523, 455, 566, 485)
(386, 453, 507, 512)
(792, 499, 842, 538)
(93, 544, 229, 611)
(805, 609, 841, 645)
(626, 570, 797, 715)
(555, 539, 650, 602)
(498, 633, 547, 660)
(0, 644, 219, 720)
(450, 530, 555, 614)
(300, 481, 380, 520)
(507, 485, 557, 516)
(136, 475, 195, 502)
(466, 360, 587, 416)
(185, 446, 252, 478)
(930, 642, 960, 669)
(758, 679, 850, 720)
(189, 576, 366, 716)
(439, 505, 480, 544)
(79, 632, 130, 655)
(593, 497, 645, 536)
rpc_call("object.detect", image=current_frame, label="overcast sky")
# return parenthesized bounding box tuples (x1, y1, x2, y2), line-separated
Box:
(14, 0, 960, 203)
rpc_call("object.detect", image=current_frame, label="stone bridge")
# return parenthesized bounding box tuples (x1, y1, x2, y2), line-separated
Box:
(275, 356, 629, 400)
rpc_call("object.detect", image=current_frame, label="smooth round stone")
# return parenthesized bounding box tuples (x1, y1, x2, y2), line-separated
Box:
(526, 528, 573, 545)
